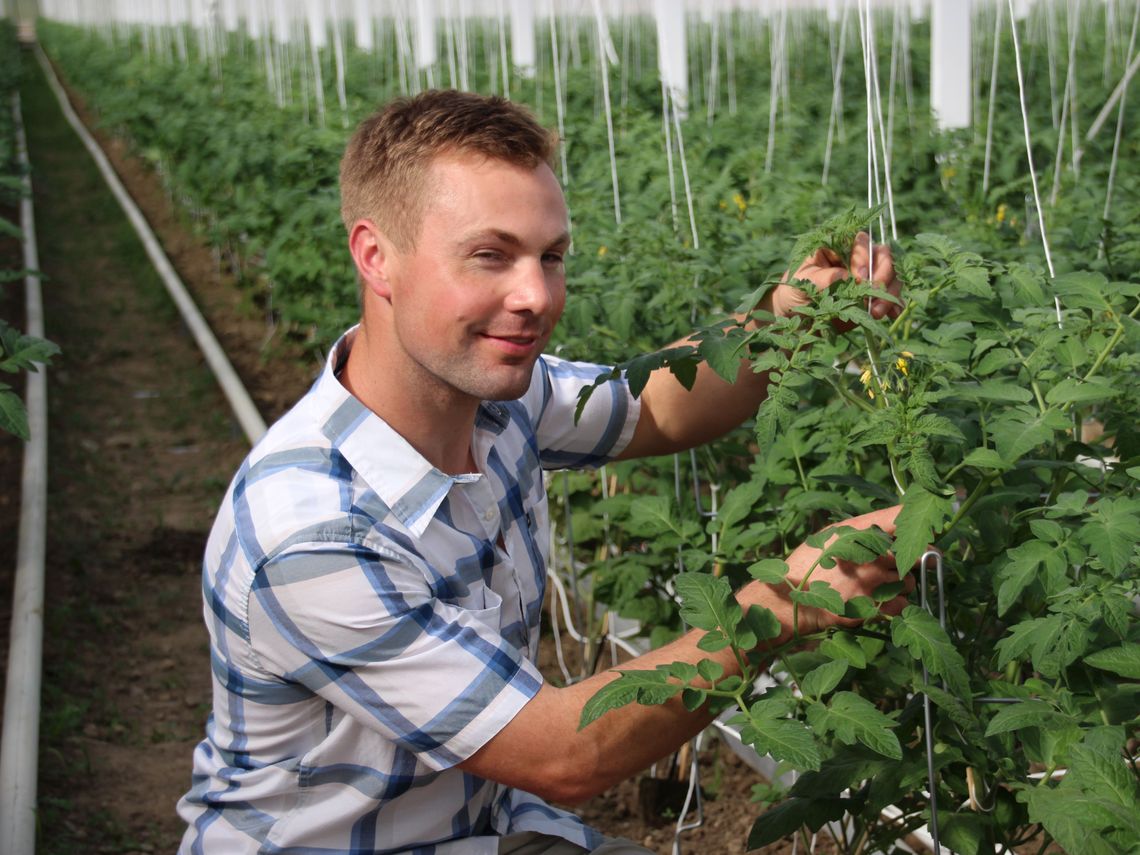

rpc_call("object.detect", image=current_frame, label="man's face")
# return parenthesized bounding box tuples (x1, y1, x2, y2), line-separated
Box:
(381, 152, 570, 405)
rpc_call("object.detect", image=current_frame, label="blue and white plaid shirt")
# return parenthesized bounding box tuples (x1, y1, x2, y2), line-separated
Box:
(178, 327, 640, 855)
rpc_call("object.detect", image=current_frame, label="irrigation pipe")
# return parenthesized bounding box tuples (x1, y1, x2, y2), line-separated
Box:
(33, 45, 268, 445)
(0, 91, 47, 855)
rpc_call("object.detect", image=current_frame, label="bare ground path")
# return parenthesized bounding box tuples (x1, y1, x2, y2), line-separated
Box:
(5, 47, 778, 855)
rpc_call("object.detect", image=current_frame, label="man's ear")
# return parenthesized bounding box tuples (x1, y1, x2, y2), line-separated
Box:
(348, 219, 395, 299)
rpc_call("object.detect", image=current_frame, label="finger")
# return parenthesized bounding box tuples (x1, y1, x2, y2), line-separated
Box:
(842, 504, 903, 536)
(795, 263, 848, 292)
(870, 244, 895, 287)
(818, 246, 844, 268)
(877, 593, 911, 618)
(849, 231, 871, 280)
(870, 295, 902, 320)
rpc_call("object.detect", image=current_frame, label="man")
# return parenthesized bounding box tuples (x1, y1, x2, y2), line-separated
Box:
(178, 90, 906, 855)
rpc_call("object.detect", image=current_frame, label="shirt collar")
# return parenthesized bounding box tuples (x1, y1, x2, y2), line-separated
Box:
(311, 326, 497, 538)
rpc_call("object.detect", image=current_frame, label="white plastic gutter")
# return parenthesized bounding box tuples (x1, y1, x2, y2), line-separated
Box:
(0, 90, 48, 855)
(33, 45, 268, 446)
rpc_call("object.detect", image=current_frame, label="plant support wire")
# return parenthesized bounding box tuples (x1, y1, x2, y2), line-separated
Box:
(919, 549, 945, 855)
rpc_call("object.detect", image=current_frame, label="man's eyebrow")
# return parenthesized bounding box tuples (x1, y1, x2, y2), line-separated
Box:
(460, 229, 572, 248)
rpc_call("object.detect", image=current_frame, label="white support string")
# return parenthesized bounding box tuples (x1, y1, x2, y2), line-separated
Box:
(549, 0, 570, 185)
(590, 0, 622, 224)
(1102, 0, 1140, 228)
(1007, 0, 1064, 329)
(670, 84, 701, 251)
(822, 0, 849, 186)
(866, 0, 897, 239)
(1048, 0, 1081, 206)
(661, 76, 681, 235)
(982, 1, 1003, 194)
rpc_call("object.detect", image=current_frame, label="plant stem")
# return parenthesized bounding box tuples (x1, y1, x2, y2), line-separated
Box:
(943, 473, 998, 537)
(1010, 342, 1048, 414)
(1079, 306, 1135, 384)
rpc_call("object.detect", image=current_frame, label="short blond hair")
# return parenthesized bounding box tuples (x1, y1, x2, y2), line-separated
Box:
(339, 90, 558, 250)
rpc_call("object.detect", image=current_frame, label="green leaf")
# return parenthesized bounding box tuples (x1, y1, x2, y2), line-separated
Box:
(696, 658, 724, 683)
(843, 596, 879, 620)
(820, 525, 892, 565)
(953, 379, 1034, 403)
(1078, 499, 1140, 575)
(741, 605, 782, 643)
(990, 408, 1070, 464)
(1084, 643, 1140, 679)
(961, 447, 1010, 471)
(819, 631, 867, 668)
(805, 692, 902, 759)
(789, 581, 845, 615)
(1020, 787, 1125, 855)
(695, 323, 748, 384)
(1066, 729, 1140, 809)
(1045, 377, 1120, 406)
(1052, 270, 1111, 310)
(941, 811, 990, 855)
(799, 660, 848, 698)
(748, 558, 789, 584)
(995, 540, 1067, 615)
(984, 700, 1068, 737)
(580, 670, 680, 729)
(920, 683, 980, 736)
(627, 496, 681, 537)
(974, 347, 1017, 375)
(0, 388, 29, 440)
(893, 485, 953, 573)
(737, 712, 822, 771)
(891, 606, 969, 696)
(674, 573, 740, 635)
(747, 797, 848, 849)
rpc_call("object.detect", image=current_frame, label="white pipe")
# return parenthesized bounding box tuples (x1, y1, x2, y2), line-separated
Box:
(35, 46, 268, 445)
(0, 90, 47, 855)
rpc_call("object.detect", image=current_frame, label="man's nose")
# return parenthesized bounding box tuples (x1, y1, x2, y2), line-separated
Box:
(505, 260, 556, 314)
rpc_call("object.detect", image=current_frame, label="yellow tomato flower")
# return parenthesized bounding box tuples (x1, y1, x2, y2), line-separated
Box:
(896, 357, 909, 376)
(859, 368, 873, 386)
(733, 192, 747, 213)
(867, 388, 876, 400)
(598, 245, 608, 257)
(996, 203, 1007, 223)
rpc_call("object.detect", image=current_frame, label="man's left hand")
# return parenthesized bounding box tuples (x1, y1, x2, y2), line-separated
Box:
(768, 231, 902, 323)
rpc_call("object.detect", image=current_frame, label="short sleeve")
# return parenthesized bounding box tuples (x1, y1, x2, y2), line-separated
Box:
(246, 540, 544, 771)
(528, 355, 640, 470)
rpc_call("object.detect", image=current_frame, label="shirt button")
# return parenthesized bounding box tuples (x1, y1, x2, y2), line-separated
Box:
(483, 508, 496, 522)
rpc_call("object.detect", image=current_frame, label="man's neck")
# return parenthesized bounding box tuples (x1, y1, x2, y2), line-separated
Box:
(340, 325, 480, 476)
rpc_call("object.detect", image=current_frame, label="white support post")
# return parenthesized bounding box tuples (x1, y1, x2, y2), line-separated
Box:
(414, 0, 437, 72)
(352, 0, 372, 50)
(931, 0, 972, 129)
(222, 0, 238, 32)
(653, 0, 688, 117)
(305, 0, 326, 49)
(510, 0, 535, 76)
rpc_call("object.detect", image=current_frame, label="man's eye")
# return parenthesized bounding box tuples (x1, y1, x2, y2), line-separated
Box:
(475, 250, 507, 263)
(542, 253, 564, 266)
